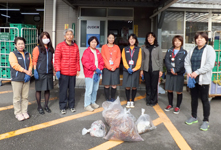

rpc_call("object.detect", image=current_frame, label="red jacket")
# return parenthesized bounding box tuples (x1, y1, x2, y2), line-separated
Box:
(81, 47, 104, 78)
(54, 41, 80, 76)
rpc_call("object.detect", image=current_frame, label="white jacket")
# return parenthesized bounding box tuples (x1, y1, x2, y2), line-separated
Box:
(184, 45, 216, 85)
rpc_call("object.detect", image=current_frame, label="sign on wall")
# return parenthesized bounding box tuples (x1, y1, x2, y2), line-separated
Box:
(86, 20, 100, 47)
(134, 25, 138, 37)
(72, 23, 75, 37)
(64, 24, 69, 29)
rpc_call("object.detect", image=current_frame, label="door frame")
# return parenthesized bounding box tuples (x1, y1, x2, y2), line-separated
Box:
(78, 7, 134, 49)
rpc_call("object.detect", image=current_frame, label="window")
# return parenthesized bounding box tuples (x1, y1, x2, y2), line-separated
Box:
(81, 8, 106, 17)
(161, 11, 184, 49)
(212, 13, 221, 39)
(186, 12, 209, 44)
(80, 20, 105, 48)
(108, 9, 133, 17)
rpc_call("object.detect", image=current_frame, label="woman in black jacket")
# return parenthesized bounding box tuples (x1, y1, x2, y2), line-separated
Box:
(164, 35, 187, 114)
(33, 32, 55, 114)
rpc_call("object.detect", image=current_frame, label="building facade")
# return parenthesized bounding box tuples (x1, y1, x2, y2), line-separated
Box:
(1, 0, 221, 78)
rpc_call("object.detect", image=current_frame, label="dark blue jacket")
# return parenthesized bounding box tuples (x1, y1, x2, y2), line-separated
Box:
(10, 50, 30, 81)
(165, 47, 187, 75)
(36, 46, 53, 74)
(123, 46, 140, 71)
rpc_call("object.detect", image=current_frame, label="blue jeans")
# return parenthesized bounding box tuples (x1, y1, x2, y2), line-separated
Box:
(84, 74, 100, 107)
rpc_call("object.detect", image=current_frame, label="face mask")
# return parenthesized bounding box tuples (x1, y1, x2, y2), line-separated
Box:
(42, 38, 50, 44)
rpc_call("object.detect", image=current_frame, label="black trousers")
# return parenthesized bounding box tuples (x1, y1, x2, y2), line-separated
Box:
(144, 70, 159, 105)
(59, 74, 76, 110)
(190, 83, 210, 121)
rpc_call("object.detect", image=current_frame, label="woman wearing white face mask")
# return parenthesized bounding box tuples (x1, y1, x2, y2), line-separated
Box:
(32, 32, 55, 115)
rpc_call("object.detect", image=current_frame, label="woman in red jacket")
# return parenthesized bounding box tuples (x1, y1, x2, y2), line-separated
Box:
(81, 36, 104, 112)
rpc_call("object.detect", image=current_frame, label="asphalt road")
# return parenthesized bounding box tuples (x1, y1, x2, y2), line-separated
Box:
(0, 79, 221, 150)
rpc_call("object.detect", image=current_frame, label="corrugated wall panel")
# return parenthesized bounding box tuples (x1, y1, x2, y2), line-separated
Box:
(44, 0, 78, 46)
(56, 0, 78, 44)
(44, 0, 53, 37)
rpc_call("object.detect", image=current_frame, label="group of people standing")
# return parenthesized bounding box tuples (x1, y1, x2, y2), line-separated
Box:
(163, 32, 215, 131)
(9, 28, 215, 131)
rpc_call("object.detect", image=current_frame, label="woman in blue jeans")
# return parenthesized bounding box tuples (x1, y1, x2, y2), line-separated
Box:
(81, 36, 104, 112)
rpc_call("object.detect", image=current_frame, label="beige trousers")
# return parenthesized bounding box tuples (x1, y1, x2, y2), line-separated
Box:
(11, 81, 30, 115)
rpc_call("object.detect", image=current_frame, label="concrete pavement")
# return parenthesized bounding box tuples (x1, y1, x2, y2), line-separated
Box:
(0, 79, 221, 150)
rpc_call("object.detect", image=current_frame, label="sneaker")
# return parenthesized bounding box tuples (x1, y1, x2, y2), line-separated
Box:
(200, 121, 209, 131)
(185, 117, 198, 125)
(22, 113, 30, 119)
(91, 103, 99, 109)
(60, 109, 66, 115)
(15, 114, 25, 121)
(70, 108, 76, 113)
(164, 105, 173, 111)
(126, 101, 131, 108)
(173, 107, 180, 114)
(84, 105, 94, 112)
(130, 101, 135, 108)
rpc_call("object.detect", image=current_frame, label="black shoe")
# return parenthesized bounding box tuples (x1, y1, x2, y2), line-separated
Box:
(44, 106, 51, 113)
(150, 103, 157, 107)
(38, 108, 45, 114)
(146, 102, 150, 106)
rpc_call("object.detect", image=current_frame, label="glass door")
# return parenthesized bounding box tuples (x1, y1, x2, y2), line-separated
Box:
(80, 20, 106, 48)
(108, 20, 133, 75)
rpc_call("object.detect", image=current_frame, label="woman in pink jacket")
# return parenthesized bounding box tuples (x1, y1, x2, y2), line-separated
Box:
(81, 36, 104, 112)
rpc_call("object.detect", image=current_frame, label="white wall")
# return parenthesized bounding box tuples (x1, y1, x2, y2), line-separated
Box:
(44, 0, 53, 39)
(56, 0, 78, 44)
(44, 0, 84, 77)
(44, 0, 78, 44)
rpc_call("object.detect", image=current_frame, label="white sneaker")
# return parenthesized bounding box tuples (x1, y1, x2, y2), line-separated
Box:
(15, 114, 25, 121)
(84, 105, 94, 112)
(70, 108, 76, 113)
(60, 109, 66, 115)
(91, 103, 99, 109)
(22, 113, 30, 119)
(130, 102, 135, 108)
(126, 101, 131, 108)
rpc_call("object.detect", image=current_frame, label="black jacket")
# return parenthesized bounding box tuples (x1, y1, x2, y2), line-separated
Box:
(165, 47, 187, 75)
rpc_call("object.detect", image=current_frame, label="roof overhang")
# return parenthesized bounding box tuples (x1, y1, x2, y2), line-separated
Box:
(170, 0, 221, 10)
(63, 0, 176, 8)
(170, 3, 221, 9)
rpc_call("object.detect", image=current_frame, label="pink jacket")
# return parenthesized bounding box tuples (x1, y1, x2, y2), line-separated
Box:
(81, 47, 104, 78)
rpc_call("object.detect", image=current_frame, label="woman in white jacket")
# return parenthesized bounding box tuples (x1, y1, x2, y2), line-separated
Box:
(184, 32, 215, 131)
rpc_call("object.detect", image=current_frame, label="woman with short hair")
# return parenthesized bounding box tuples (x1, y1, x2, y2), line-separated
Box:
(122, 33, 142, 108)
(9, 37, 32, 121)
(101, 33, 121, 101)
(81, 36, 104, 112)
(184, 32, 216, 131)
(140, 32, 163, 106)
(164, 35, 187, 114)
(32, 31, 55, 115)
